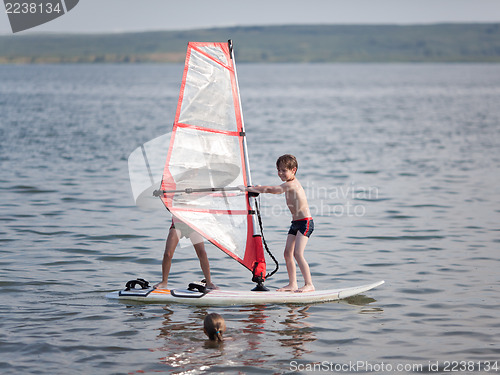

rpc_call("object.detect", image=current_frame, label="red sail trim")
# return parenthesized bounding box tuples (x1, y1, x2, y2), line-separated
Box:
(176, 122, 243, 137)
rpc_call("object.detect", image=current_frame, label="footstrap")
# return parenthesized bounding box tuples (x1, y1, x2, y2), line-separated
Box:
(124, 278, 150, 291)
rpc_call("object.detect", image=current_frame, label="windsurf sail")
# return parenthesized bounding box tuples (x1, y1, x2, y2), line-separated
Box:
(156, 41, 272, 285)
(129, 132, 171, 210)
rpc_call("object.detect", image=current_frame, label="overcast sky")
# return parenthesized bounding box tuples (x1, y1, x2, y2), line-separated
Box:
(1, 0, 500, 35)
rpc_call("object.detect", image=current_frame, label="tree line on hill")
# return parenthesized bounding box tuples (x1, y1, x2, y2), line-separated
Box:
(1, 23, 499, 64)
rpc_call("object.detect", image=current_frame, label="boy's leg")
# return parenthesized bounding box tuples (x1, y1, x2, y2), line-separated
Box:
(154, 228, 180, 289)
(191, 232, 217, 289)
(293, 232, 315, 292)
(277, 234, 299, 291)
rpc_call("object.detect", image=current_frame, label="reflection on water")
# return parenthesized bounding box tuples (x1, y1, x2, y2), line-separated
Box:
(276, 306, 315, 358)
(1, 63, 500, 374)
(150, 295, 380, 373)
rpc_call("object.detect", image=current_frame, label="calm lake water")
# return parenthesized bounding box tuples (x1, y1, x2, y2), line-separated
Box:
(1, 63, 500, 374)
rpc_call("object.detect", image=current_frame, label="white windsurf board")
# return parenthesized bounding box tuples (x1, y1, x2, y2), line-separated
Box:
(106, 280, 384, 306)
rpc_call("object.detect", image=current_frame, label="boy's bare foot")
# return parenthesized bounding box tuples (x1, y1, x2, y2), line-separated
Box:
(277, 284, 298, 292)
(295, 284, 315, 293)
(153, 281, 169, 290)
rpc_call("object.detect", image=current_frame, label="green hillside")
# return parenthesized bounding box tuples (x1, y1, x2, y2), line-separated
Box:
(1, 23, 499, 63)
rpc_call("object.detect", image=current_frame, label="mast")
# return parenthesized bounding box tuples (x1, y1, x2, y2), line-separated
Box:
(228, 40, 261, 238)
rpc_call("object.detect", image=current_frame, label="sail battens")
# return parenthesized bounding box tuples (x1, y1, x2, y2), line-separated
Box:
(175, 122, 243, 137)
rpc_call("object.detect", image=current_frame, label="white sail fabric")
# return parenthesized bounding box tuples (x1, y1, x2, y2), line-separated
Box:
(160, 42, 266, 276)
(128, 133, 171, 210)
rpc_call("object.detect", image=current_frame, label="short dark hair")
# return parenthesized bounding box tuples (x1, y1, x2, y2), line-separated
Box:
(276, 154, 298, 172)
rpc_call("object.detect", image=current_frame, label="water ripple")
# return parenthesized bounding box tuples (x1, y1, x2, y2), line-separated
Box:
(1, 63, 500, 374)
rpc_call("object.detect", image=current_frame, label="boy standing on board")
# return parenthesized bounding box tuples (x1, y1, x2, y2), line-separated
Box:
(240, 154, 315, 293)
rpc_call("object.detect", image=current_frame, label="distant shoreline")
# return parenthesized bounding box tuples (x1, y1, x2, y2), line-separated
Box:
(1, 23, 499, 64)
